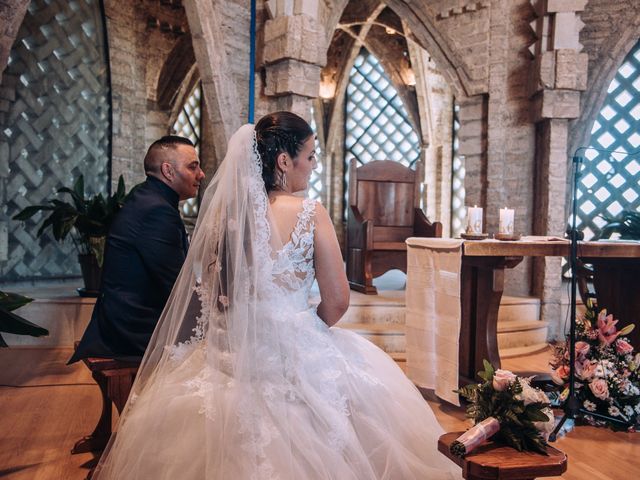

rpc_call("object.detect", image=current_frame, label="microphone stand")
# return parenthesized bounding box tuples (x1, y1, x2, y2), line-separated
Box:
(549, 148, 630, 441)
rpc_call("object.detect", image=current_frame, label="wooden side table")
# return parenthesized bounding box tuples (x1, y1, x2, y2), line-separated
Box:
(438, 432, 567, 479)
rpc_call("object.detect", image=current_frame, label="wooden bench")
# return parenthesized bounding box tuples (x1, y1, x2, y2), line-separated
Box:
(71, 353, 140, 454)
(438, 432, 567, 479)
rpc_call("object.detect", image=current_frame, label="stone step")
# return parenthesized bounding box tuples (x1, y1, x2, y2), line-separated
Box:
(498, 320, 549, 350)
(499, 343, 550, 359)
(315, 289, 406, 325)
(498, 295, 540, 323)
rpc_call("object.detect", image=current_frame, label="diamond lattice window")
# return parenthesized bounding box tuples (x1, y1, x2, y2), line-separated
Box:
(577, 40, 640, 240)
(172, 83, 202, 218)
(308, 107, 323, 201)
(451, 103, 466, 236)
(344, 49, 421, 217)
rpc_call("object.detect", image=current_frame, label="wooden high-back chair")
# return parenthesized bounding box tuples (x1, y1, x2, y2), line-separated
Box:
(346, 159, 442, 294)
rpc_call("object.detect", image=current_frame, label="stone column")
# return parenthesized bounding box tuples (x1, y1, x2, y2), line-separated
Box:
(0, 0, 29, 84)
(262, 0, 326, 120)
(184, 0, 244, 158)
(529, 0, 588, 338)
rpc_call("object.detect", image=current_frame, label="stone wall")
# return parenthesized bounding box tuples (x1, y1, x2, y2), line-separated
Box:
(1, 0, 638, 337)
(104, 0, 188, 190)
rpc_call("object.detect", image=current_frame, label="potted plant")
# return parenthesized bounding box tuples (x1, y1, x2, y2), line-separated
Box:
(599, 209, 640, 240)
(13, 175, 129, 296)
(0, 290, 48, 347)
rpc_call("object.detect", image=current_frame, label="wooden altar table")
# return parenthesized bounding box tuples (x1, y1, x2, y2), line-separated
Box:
(406, 237, 640, 386)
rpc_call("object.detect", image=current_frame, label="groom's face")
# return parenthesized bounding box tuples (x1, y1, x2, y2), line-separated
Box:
(165, 144, 205, 201)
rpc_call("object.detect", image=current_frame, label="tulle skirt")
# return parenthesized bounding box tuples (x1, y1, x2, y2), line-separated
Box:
(93, 308, 461, 479)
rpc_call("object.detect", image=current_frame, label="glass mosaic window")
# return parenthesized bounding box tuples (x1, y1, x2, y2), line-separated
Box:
(172, 82, 202, 218)
(576, 40, 640, 240)
(0, 0, 111, 281)
(450, 103, 466, 236)
(344, 48, 421, 217)
(308, 107, 323, 201)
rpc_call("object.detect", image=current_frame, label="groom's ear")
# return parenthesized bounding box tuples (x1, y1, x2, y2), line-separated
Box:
(276, 152, 289, 171)
(160, 161, 174, 181)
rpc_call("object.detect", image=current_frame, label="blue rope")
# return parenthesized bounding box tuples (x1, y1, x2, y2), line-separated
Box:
(248, 0, 256, 123)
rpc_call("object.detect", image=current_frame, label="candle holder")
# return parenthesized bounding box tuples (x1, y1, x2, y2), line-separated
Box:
(494, 232, 521, 241)
(460, 232, 489, 240)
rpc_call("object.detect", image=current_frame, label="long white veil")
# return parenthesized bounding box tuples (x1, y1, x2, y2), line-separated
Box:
(93, 124, 301, 478)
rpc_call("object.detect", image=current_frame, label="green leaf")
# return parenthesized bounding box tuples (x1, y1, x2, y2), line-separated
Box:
(478, 359, 495, 382)
(56, 186, 85, 210)
(73, 175, 85, 202)
(0, 292, 34, 312)
(0, 306, 49, 339)
(116, 175, 125, 198)
(36, 213, 58, 238)
(12, 205, 55, 221)
(525, 405, 552, 422)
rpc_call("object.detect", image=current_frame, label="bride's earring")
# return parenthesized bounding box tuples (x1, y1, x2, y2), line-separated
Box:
(277, 169, 287, 190)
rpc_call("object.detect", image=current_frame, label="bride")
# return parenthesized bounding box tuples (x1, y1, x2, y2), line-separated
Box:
(93, 112, 461, 479)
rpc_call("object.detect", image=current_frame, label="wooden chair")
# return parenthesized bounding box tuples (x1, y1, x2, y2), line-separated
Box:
(71, 347, 140, 454)
(346, 159, 442, 294)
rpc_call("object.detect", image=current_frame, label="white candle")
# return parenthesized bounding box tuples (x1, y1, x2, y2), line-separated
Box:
(499, 207, 515, 235)
(466, 205, 483, 234)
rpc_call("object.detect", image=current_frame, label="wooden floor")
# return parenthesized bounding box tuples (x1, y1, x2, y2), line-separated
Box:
(0, 347, 638, 479)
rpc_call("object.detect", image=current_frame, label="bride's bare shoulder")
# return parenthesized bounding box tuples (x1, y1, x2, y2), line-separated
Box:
(268, 193, 306, 211)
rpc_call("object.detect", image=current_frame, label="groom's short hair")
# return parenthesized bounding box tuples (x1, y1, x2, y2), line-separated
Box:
(144, 135, 195, 174)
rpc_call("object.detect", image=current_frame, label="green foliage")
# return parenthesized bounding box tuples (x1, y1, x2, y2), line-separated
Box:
(455, 360, 552, 455)
(13, 175, 129, 265)
(599, 210, 640, 240)
(0, 291, 48, 348)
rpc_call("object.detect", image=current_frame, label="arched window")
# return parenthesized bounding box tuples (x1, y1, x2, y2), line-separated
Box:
(308, 108, 324, 201)
(578, 40, 640, 239)
(171, 82, 202, 218)
(451, 103, 466, 236)
(344, 48, 421, 216)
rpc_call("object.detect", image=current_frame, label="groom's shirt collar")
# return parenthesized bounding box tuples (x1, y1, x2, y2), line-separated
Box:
(145, 175, 180, 209)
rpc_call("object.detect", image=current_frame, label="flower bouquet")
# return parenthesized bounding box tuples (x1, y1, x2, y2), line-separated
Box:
(452, 360, 554, 457)
(550, 302, 640, 430)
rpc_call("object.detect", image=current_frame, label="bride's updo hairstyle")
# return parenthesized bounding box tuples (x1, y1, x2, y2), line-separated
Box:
(255, 111, 313, 192)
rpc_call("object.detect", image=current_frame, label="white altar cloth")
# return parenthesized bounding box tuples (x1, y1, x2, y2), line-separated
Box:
(405, 238, 463, 406)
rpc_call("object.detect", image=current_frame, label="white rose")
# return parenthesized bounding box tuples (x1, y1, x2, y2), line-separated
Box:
(517, 381, 550, 406)
(492, 369, 517, 391)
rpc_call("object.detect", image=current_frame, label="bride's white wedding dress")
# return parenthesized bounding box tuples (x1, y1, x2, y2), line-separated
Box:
(94, 125, 460, 480)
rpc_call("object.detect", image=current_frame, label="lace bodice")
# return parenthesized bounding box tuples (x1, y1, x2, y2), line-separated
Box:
(271, 197, 316, 309)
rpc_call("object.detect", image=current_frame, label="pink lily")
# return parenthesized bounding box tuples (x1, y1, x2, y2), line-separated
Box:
(597, 310, 620, 345)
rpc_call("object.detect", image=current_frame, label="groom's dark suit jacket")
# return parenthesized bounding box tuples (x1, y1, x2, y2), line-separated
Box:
(69, 176, 189, 363)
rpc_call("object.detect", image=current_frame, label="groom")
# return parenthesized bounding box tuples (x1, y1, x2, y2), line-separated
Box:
(69, 135, 205, 363)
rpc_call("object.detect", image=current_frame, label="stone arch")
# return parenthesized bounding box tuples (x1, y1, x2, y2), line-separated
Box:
(384, 0, 485, 100)
(156, 35, 197, 112)
(321, 0, 480, 101)
(569, 13, 640, 155)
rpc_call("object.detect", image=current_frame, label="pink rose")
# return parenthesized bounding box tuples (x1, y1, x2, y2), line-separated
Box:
(616, 339, 634, 355)
(492, 369, 517, 391)
(589, 379, 609, 400)
(575, 341, 590, 358)
(551, 365, 570, 385)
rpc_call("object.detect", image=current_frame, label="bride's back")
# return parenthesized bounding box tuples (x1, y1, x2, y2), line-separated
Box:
(268, 193, 309, 246)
